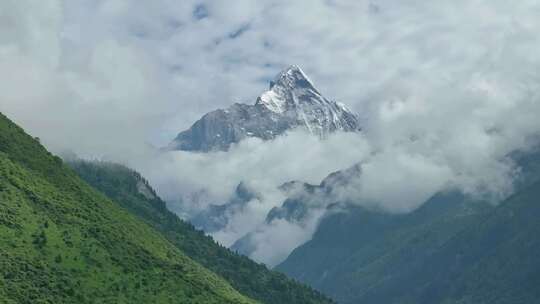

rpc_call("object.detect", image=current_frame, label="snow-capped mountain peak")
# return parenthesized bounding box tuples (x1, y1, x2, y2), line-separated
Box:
(169, 65, 362, 152)
(272, 65, 318, 92)
(257, 65, 320, 114)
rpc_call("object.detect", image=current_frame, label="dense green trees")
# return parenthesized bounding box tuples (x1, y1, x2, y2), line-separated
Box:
(69, 159, 334, 304)
(0, 112, 256, 304)
(277, 174, 540, 304)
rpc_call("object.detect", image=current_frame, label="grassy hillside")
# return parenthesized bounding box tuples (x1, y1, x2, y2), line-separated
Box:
(0, 112, 257, 304)
(68, 160, 334, 304)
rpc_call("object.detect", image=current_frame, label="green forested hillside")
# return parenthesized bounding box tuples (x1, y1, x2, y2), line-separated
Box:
(68, 160, 334, 304)
(422, 181, 540, 303)
(277, 178, 540, 303)
(0, 113, 257, 304)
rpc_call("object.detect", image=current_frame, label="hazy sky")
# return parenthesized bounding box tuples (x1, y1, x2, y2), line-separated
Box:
(2, 0, 540, 266)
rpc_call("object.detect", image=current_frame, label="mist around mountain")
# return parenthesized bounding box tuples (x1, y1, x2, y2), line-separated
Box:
(230, 165, 363, 259)
(160, 65, 539, 270)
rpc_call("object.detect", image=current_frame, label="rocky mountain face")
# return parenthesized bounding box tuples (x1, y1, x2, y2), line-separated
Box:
(168, 65, 361, 152)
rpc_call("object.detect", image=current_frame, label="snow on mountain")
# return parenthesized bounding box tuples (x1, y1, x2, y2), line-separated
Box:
(168, 65, 361, 152)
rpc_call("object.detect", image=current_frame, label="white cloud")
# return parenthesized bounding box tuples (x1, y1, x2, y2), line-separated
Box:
(135, 130, 368, 248)
(245, 213, 325, 268)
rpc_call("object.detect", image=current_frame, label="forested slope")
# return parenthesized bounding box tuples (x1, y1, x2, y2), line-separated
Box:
(0, 112, 257, 304)
(69, 159, 334, 304)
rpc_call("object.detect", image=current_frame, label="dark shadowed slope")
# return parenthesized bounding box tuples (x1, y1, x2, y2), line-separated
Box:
(68, 160, 334, 304)
(0, 112, 256, 304)
(277, 177, 540, 304)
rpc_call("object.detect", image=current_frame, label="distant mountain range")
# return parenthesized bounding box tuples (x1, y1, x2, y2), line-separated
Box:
(168, 65, 361, 152)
